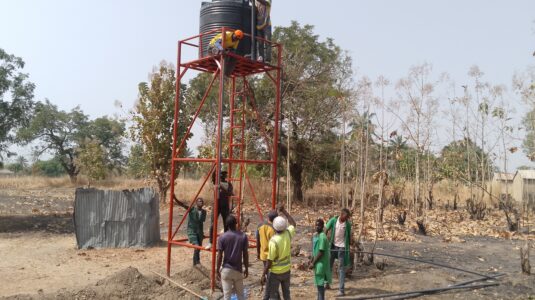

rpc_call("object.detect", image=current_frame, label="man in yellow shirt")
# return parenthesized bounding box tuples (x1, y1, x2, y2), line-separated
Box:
(256, 210, 278, 300)
(256, 210, 278, 262)
(208, 29, 244, 55)
(261, 205, 296, 300)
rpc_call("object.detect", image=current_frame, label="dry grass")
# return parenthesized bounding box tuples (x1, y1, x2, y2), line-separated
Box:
(0, 176, 74, 189)
(301, 180, 491, 208)
(0, 176, 507, 209)
(0, 176, 149, 190)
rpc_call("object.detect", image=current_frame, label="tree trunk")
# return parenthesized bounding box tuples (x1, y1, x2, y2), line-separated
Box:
(159, 185, 168, 204)
(61, 155, 78, 184)
(288, 125, 304, 202)
(286, 129, 292, 212)
(67, 164, 78, 183)
(290, 161, 304, 202)
(69, 173, 78, 184)
(481, 117, 486, 202)
(351, 174, 359, 211)
(357, 125, 370, 242)
(376, 173, 386, 236)
(351, 128, 361, 211)
(157, 177, 170, 204)
(340, 109, 346, 207)
(415, 150, 420, 216)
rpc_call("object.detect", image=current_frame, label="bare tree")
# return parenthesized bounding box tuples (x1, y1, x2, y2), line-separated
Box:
(492, 86, 520, 231)
(372, 75, 391, 237)
(468, 66, 496, 202)
(445, 78, 463, 210)
(391, 63, 439, 221)
(348, 77, 374, 242)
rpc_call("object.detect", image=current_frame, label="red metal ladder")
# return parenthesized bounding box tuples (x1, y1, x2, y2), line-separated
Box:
(227, 77, 247, 226)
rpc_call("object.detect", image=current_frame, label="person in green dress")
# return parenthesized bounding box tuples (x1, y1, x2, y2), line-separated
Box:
(309, 218, 331, 300)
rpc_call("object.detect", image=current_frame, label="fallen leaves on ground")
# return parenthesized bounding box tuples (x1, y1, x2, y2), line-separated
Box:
(254, 203, 534, 244)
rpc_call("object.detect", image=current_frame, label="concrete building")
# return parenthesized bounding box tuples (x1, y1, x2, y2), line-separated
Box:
(0, 169, 14, 177)
(490, 172, 514, 200)
(511, 170, 535, 207)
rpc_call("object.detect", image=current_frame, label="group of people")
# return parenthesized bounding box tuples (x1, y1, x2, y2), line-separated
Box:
(208, 0, 272, 63)
(256, 207, 351, 300)
(179, 172, 353, 300)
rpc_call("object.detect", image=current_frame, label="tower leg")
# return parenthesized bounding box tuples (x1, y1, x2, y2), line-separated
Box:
(167, 41, 183, 277)
(271, 50, 282, 210)
(211, 53, 226, 291)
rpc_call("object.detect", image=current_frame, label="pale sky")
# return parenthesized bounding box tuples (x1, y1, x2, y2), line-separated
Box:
(1, 0, 534, 169)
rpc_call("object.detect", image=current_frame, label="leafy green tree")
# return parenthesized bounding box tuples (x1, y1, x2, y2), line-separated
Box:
(18, 101, 126, 182)
(18, 100, 89, 182)
(274, 22, 353, 201)
(32, 157, 66, 177)
(16, 155, 28, 169)
(347, 107, 378, 210)
(84, 116, 126, 172)
(388, 134, 409, 177)
(522, 108, 535, 161)
(7, 163, 23, 173)
(223, 22, 350, 201)
(186, 22, 352, 202)
(348, 109, 377, 171)
(127, 144, 150, 179)
(0, 48, 35, 158)
(185, 73, 221, 129)
(395, 147, 418, 180)
(131, 61, 192, 203)
(513, 69, 535, 161)
(304, 131, 341, 186)
(77, 139, 107, 184)
(439, 138, 493, 183)
(6, 155, 29, 174)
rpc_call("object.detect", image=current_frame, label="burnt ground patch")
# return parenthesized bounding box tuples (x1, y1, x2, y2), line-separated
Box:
(0, 213, 74, 234)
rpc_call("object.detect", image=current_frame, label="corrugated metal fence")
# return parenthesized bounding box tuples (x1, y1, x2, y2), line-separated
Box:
(74, 188, 160, 249)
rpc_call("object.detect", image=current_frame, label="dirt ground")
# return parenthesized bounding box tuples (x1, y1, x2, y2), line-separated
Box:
(1, 186, 535, 299)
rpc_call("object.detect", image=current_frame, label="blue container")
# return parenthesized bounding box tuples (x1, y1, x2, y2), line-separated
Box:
(230, 287, 249, 299)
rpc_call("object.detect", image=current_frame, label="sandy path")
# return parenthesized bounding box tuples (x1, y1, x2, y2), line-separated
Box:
(0, 232, 192, 297)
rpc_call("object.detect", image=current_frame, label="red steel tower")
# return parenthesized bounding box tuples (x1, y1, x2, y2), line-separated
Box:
(166, 27, 282, 291)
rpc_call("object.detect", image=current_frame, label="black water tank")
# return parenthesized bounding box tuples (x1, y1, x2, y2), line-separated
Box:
(199, 0, 251, 58)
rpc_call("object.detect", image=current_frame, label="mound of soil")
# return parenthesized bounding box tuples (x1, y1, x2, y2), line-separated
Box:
(172, 264, 212, 291)
(2, 267, 199, 300)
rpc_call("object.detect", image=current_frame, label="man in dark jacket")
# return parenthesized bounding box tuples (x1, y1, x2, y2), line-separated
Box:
(173, 196, 207, 266)
(206, 170, 233, 250)
(188, 197, 207, 265)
